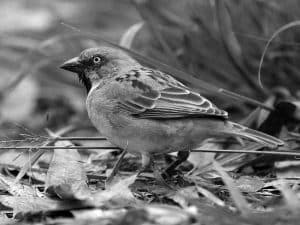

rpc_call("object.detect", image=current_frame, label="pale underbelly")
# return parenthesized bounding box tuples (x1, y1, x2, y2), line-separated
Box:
(88, 110, 222, 155)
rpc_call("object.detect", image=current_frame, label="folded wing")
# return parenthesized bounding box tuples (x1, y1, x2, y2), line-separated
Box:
(118, 69, 228, 119)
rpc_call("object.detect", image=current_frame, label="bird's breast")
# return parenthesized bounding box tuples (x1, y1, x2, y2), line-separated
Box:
(85, 85, 222, 154)
(86, 98, 200, 153)
(86, 88, 115, 138)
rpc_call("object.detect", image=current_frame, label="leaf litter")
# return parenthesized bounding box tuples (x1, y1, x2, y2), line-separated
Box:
(1, 1, 300, 225)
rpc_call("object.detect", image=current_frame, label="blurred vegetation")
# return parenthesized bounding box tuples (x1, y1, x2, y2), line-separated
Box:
(0, 0, 139, 134)
(129, 0, 300, 114)
(1, 0, 300, 135)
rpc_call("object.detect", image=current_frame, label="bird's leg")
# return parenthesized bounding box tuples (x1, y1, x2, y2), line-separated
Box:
(137, 153, 152, 176)
(163, 151, 190, 177)
(136, 153, 173, 188)
(106, 150, 127, 184)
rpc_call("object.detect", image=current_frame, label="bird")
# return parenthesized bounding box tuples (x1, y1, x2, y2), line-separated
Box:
(60, 46, 284, 178)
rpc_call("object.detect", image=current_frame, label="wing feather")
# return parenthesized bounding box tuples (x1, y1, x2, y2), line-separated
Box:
(161, 86, 190, 95)
(116, 68, 228, 119)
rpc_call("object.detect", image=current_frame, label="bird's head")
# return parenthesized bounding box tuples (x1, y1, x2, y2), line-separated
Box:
(60, 46, 137, 92)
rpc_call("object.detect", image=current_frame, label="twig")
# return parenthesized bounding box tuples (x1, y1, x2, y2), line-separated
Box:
(0, 136, 108, 144)
(106, 150, 127, 185)
(0, 146, 120, 150)
(191, 148, 300, 157)
(2, 145, 300, 157)
(50, 136, 107, 141)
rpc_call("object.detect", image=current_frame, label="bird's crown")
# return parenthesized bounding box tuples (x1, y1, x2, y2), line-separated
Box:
(78, 46, 134, 62)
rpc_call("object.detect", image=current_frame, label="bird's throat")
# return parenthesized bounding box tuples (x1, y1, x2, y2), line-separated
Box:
(78, 73, 92, 93)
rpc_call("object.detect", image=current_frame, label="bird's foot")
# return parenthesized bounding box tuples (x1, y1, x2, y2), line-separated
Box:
(137, 154, 174, 189)
(162, 169, 192, 188)
(161, 168, 184, 180)
(162, 151, 190, 179)
(152, 167, 175, 190)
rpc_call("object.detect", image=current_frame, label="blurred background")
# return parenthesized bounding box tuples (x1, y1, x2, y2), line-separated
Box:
(1, 0, 300, 137)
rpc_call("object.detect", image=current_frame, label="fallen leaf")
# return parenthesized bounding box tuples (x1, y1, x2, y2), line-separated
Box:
(0, 195, 57, 215)
(0, 173, 44, 198)
(167, 186, 198, 208)
(92, 174, 141, 208)
(234, 176, 265, 193)
(45, 140, 91, 200)
(0, 173, 57, 216)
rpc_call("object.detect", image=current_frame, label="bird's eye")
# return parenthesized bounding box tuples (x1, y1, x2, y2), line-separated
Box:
(93, 56, 101, 64)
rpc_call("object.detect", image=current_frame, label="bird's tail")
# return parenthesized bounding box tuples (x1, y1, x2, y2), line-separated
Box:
(223, 122, 284, 148)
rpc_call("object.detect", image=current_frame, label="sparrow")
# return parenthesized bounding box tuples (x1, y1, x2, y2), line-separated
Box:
(60, 46, 284, 176)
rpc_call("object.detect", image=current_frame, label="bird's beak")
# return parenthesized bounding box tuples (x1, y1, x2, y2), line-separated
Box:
(60, 57, 83, 73)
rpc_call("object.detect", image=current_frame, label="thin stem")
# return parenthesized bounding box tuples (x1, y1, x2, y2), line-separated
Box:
(49, 137, 107, 141)
(106, 150, 127, 184)
(190, 149, 300, 157)
(219, 89, 274, 111)
(0, 136, 108, 144)
(0, 146, 120, 150)
(2, 145, 300, 157)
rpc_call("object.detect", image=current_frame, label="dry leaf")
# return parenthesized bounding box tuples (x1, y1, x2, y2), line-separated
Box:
(0, 174, 57, 215)
(0, 173, 43, 198)
(167, 186, 198, 209)
(45, 140, 91, 200)
(0, 195, 57, 215)
(234, 176, 265, 193)
(92, 174, 140, 208)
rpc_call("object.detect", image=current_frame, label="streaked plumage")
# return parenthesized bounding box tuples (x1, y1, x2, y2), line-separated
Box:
(60, 46, 284, 176)
(113, 68, 228, 119)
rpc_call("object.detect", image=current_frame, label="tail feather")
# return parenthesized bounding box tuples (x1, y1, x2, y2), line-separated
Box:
(224, 122, 284, 148)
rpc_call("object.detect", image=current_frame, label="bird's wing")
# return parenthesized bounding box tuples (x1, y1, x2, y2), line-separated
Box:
(116, 68, 228, 119)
